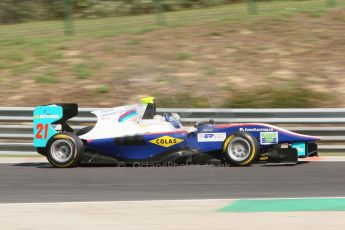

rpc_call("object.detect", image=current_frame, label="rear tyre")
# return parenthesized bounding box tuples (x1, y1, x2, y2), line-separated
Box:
(46, 132, 84, 168)
(223, 132, 260, 166)
(76, 126, 94, 136)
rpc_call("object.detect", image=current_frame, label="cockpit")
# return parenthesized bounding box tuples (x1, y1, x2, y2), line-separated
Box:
(141, 97, 182, 129)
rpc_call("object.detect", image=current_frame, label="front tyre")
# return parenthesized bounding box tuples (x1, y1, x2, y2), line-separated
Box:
(223, 132, 259, 166)
(46, 132, 84, 168)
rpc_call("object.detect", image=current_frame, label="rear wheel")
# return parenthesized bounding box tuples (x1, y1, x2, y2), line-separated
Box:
(223, 132, 259, 166)
(47, 132, 84, 168)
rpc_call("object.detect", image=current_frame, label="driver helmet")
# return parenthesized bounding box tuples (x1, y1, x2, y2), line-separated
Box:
(164, 113, 182, 129)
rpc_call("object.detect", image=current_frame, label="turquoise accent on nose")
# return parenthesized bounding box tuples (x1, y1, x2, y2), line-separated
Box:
(292, 142, 306, 157)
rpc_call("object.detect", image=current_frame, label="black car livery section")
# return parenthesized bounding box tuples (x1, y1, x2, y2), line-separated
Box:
(114, 135, 146, 146)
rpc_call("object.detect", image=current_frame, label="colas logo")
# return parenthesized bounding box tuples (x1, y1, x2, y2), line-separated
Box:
(149, 136, 184, 148)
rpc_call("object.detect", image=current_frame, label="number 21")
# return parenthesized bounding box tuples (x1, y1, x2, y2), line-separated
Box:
(36, 124, 49, 139)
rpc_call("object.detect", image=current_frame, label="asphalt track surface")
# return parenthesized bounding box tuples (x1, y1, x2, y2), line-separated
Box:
(0, 162, 345, 203)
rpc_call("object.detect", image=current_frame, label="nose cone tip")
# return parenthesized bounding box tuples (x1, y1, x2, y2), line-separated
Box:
(308, 135, 322, 141)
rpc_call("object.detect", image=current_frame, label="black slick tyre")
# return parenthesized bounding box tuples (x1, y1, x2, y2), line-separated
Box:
(76, 126, 94, 136)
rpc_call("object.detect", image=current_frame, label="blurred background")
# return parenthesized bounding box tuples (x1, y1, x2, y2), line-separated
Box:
(0, 0, 344, 108)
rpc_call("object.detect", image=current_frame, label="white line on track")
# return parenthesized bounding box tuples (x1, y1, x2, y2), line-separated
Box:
(0, 199, 234, 206)
(1, 196, 345, 205)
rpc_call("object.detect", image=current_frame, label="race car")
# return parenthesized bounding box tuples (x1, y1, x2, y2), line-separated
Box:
(33, 97, 320, 168)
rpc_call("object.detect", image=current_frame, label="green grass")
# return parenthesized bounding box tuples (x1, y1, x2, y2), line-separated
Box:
(206, 67, 216, 76)
(74, 63, 93, 79)
(35, 72, 59, 84)
(0, 0, 342, 41)
(6, 52, 25, 62)
(11, 62, 37, 75)
(156, 79, 336, 108)
(208, 31, 223, 36)
(156, 93, 212, 108)
(176, 52, 191, 61)
(97, 84, 109, 93)
(305, 10, 326, 18)
(47, 52, 63, 62)
(0, 62, 6, 70)
(0, 0, 343, 107)
(223, 81, 336, 108)
(128, 38, 142, 46)
(0, 1, 341, 49)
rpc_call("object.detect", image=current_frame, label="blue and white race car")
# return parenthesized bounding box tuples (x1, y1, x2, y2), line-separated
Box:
(33, 97, 320, 168)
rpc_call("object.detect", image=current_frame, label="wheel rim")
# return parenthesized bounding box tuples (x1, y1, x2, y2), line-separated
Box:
(227, 137, 251, 161)
(50, 139, 73, 163)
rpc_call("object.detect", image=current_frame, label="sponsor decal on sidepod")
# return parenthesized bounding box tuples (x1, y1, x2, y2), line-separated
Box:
(197, 133, 226, 142)
(260, 132, 279, 145)
(239, 127, 273, 132)
(34, 115, 61, 119)
(149, 136, 184, 147)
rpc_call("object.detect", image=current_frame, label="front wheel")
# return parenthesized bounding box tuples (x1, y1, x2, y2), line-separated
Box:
(46, 132, 84, 168)
(223, 132, 259, 166)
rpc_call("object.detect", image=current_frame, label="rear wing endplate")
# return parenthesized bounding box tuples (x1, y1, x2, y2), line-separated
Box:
(33, 103, 78, 148)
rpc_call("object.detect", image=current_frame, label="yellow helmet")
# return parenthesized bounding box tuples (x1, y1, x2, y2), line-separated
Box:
(140, 96, 155, 104)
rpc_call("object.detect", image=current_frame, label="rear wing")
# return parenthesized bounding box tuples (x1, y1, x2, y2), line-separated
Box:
(33, 103, 78, 148)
